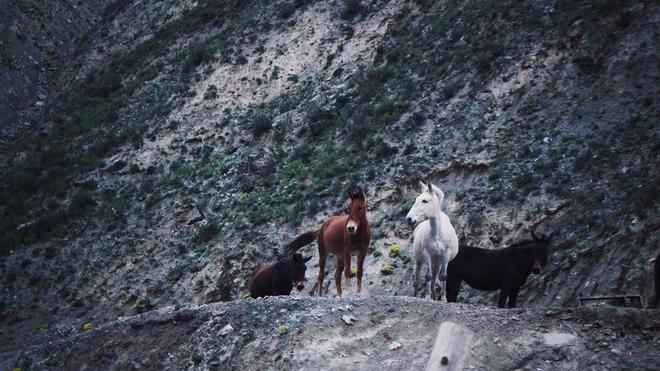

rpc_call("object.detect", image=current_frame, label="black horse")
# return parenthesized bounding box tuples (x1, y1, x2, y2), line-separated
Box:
(446, 232, 551, 308)
(250, 253, 312, 298)
(654, 253, 659, 308)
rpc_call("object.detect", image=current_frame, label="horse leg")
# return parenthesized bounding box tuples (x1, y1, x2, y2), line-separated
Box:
(446, 257, 461, 302)
(412, 258, 423, 297)
(508, 287, 520, 308)
(356, 249, 366, 295)
(334, 255, 345, 297)
(429, 256, 441, 301)
(342, 251, 351, 294)
(498, 288, 509, 308)
(317, 248, 327, 297)
(424, 252, 434, 299)
(438, 254, 449, 302)
(446, 277, 461, 302)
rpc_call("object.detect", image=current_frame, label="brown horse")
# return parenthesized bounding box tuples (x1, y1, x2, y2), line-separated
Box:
(287, 186, 371, 297)
(250, 253, 312, 298)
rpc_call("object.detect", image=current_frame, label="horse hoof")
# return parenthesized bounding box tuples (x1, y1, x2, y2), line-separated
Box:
(440, 297, 447, 303)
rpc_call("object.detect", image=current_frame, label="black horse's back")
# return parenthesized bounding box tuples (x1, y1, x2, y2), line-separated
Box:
(446, 234, 551, 308)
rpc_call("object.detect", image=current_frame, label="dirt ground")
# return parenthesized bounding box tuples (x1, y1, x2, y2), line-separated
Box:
(2, 296, 658, 370)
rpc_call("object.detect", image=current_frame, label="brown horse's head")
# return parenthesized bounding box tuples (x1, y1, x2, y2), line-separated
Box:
(346, 186, 367, 236)
(291, 253, 312, 290)
(530, 231, 551, 273)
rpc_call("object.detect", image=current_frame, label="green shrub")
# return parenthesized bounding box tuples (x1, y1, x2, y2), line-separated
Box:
(277, 2, 296, 18)
(380, 264, 395, 275)
(68, 190, 96, 217)
(340, 0, 364, 20)
(83, 70, 122, 98)
(467, 212, 485, 229)
(182, 42, 213, 73)
(389, 244, 401, 258)
(250, 112, 272, 137)
(193, 218, 219, 244)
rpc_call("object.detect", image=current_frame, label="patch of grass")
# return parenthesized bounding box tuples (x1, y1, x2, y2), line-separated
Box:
(193, 217, 220, 244)
(389, 245, 401, 258)
(380, 264, 395, 275)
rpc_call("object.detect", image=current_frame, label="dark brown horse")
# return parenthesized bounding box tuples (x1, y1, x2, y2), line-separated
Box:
(654, 253, 659, 308)
(250, 253, 312, 298)
(446, 232, 551, 308)
(287, 186, 371, 297)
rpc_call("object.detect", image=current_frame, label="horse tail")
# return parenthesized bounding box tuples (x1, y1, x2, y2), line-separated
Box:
(285, 230, 318, 255)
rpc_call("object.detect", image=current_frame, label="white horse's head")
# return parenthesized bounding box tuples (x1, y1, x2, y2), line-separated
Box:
(405, 180, 445, 227)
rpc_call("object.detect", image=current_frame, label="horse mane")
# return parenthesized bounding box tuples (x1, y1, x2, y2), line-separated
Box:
(460, 237, 547, 251)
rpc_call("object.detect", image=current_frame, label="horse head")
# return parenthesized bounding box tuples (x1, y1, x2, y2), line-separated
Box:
(530, 231, 552, 273)
(291, 253, 312, 290)
(406, 180, 445, 227)
(346, 186, 367, 236)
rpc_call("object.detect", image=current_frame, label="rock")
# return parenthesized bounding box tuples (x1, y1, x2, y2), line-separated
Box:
(389, 341, 402, 350)
(341, 314, 356, 325)
(544, 332, 577, 347)
(107, 160, 127, 172)
(220, 324, 233, 336)
(187, 207, 204, 225)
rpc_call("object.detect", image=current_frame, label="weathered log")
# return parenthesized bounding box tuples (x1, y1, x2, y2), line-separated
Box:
(425, 321, 474, 371)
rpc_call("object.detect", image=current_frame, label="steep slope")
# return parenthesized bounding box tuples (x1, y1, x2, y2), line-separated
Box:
(1, 297, 658, 370)
(0, 0, 658, 351)
(0, 0, 111, 136)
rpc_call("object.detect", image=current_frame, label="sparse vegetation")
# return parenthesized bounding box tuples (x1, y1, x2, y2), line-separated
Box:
(380, 264, 395, 275)
(389, 245, 401, 258)
(1, 0, 657, 347)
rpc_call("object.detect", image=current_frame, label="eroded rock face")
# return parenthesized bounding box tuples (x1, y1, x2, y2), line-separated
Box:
(1, 297, 658, 370)
(0, 0, 658, 355)
(0, 0, 110, 136)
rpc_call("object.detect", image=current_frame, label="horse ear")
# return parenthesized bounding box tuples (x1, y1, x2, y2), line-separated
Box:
(348, 186, 365, 200)
(357, 186, 366, 201)
(531, 230, 541, 241)
(431, 184, 444, 204)
(303, 256, 312, 263)
(419, 180, 428, 192)
(426, 180, 434, 194)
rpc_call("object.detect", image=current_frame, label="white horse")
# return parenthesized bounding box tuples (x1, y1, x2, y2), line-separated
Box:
(405, 181, 459, 301)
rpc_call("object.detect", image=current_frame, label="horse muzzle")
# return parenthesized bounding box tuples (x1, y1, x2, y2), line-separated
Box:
(531, 261, 542, 274)
(346, 221, 357, 235)
(406, 217, 416, 227)
(295, 282, 305, 291)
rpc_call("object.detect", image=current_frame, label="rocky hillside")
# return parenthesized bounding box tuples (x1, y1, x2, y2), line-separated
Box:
(0, 0, 111, 136)
(0, 0, 658, 355)
(1, 297, 658, 370)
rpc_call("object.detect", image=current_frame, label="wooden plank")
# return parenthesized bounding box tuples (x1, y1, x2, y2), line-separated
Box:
(425, 321, 474, 371)
(579, 294, 644, 308)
